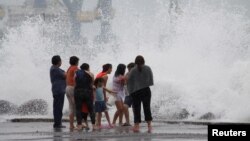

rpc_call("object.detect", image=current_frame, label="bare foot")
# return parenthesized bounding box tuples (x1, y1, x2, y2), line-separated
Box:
(109, 124, 114, 128)
(69, 125, 75, 130)
(148, 126, 152, 133)
(131, 126, 139, 132)
(82, 124, 87, 128)
(75, 125, 83, 130)
(93, 125, 99, 130)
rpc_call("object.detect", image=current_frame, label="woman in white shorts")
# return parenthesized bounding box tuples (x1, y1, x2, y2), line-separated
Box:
(66, 56, 79, 129)
(112, 64, 126, 126)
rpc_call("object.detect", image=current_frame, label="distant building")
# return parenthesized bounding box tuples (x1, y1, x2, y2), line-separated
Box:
(6, 0, 67, 27)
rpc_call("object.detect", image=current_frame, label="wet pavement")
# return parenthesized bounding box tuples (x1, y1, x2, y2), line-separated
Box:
(0, 121, 207, 141)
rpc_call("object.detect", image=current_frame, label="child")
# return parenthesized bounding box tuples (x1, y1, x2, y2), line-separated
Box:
(94, 78, 116, 129)
(95, 64, 113, 127)
(81, 103, 89, 130)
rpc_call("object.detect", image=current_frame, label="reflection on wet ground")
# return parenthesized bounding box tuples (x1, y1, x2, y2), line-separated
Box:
(0, 121, 207, 141)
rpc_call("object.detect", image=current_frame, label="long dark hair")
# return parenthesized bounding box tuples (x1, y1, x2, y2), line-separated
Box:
(114, 64, 126, 77)
(127, 62, 135, 70)
(135, 55, 145, 72)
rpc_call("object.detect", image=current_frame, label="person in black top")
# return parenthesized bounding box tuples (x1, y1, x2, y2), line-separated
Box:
(74, 63, 97, 130)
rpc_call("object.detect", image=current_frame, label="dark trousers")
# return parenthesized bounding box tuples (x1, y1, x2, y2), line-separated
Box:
(74, 89, 95, 125)
(131, 87, 152, 123)
(53, 93, 65, 127)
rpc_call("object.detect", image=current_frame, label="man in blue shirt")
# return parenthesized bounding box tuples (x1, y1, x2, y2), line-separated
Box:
(50, 55, 66, 128)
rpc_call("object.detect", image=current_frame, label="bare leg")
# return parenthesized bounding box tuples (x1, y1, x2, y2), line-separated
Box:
(104, 111, 113, 126)
(147, 121, 152, 132)
(97, 112, 102, 128)
(123, 105, 130, 125)
(112, 101, 124, 125)
(95, 113, 99, 126)
(67, 94, 75, 129)
(118, 112, 123, 125)
(116, 101, 124, 125)
(92, 124, 98, 130)
(112, 111, 119, 125)
(84, 120, 88, 128)
(81, 113, 88, 128)
(69, 113, 75, 129)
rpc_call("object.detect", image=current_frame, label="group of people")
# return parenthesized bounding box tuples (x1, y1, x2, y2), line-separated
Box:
(50, 55, 154, 132)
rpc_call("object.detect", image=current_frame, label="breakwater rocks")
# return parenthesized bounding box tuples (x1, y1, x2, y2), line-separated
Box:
(199, 112, 216, 120)
(0, 100, 17, 114)
(0, 99, 48, 115)
(172, 108, 190, 119)
(17, 99, 48, 115)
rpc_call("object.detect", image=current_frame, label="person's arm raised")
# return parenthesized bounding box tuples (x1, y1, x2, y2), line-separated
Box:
(103, 87, 117, 97)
